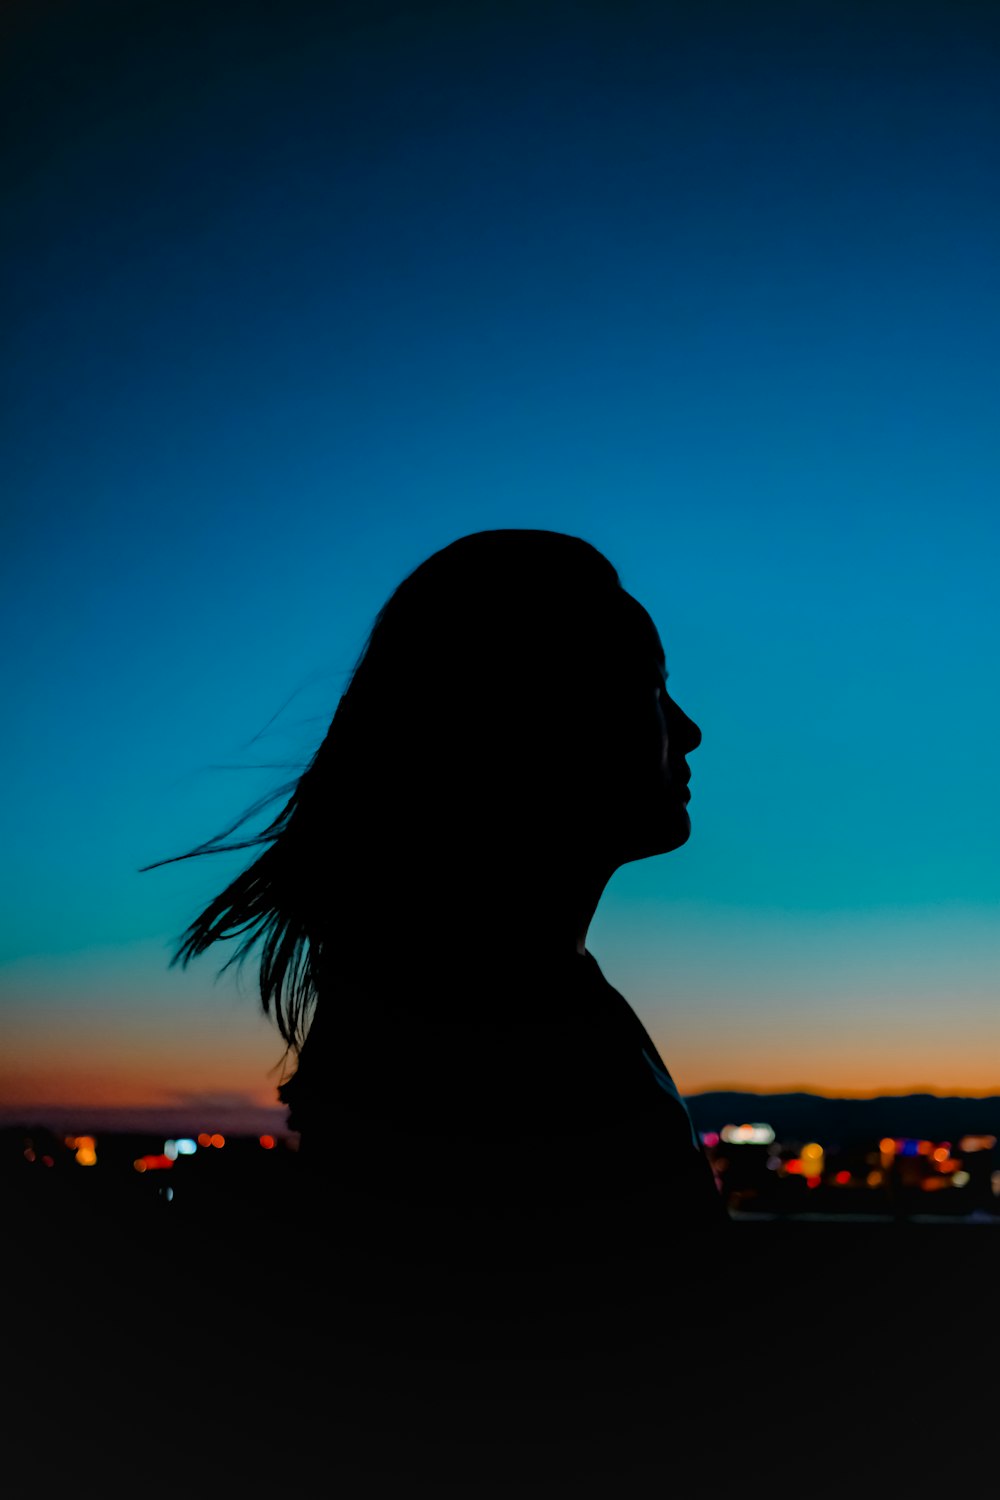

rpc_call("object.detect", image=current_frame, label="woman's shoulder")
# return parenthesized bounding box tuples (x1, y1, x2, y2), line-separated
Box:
(278, 946, 680, 1134)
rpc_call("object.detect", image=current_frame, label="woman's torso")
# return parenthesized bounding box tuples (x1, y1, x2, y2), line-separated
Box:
(280, 949, 727, 1268)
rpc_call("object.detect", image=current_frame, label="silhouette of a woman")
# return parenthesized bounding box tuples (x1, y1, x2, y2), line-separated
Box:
(149, 530, 726, 1282)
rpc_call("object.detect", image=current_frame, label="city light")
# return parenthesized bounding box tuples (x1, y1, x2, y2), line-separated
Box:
(959, 1136, 996, 1153)
(163, 1135, 199, 1159)
(801, 1143, 824, 1183)
(720, 1123, 776, 1146)
(65, 1134, 98, 1166)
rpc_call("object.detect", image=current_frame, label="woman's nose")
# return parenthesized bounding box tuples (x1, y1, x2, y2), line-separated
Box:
(674, 701, 701, 752)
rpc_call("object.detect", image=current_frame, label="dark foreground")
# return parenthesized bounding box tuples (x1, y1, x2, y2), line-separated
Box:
(7, 1177, 997, 1498)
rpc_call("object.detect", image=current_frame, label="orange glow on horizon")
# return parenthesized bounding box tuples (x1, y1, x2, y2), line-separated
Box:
(653, 1019, 1000, 1099)
(5, 1068, 1000, 1117)
(4, 1009, 1000, 1116)
(5, 943, 1000, 1115)
(0, 1014, 282, 1115)
(0, 1067, 279, 1113)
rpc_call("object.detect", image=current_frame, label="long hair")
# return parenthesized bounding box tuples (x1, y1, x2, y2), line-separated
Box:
(142, 530, 655, 1060)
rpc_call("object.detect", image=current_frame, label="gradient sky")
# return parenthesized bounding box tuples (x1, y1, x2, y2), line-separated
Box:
(3, 0, 999, 1125)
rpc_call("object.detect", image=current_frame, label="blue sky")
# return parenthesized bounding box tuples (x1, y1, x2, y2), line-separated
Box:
(3, 0, 999, 1116)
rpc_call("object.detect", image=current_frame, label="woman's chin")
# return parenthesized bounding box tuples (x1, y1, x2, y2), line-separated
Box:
(617, 808, 691, 864)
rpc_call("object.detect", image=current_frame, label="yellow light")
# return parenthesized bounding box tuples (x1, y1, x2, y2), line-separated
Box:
(866, 1170, 883, 1188)
(879, 1138, 896, 1155)
(952, 1170, 971, 1188)
(800, 1142, 824, 1178)
(75, 1145, 97, 1167)
(933, 1147, 950, 1163)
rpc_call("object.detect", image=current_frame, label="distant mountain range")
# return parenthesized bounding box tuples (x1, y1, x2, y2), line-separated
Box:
(685, 1092, 1000, 1144)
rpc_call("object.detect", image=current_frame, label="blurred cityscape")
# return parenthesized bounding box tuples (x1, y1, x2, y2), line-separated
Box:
(9, 1095, 1000, 1493)
(701, 1122, 999, 1220)
(4, 1099, 999, 1223)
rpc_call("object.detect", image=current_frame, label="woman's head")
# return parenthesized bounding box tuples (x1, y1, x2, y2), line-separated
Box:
(146, 529, 701, 1047)
(313, 529, 698, 861)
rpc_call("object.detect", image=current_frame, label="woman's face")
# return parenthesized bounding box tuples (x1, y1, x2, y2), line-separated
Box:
(651, 656, 702, 851)
(600, 604, 702, 866)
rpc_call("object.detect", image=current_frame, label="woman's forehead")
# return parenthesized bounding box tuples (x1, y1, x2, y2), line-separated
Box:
(621, 592, 665, 664)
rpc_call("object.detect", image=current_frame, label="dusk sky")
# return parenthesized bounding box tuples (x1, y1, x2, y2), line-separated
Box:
(4, 0, 999, 1128)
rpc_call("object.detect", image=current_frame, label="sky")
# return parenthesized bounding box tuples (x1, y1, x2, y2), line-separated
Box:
(3, 0, 999, 1129)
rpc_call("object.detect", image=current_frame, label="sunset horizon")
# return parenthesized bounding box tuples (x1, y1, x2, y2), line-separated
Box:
(6, 1078, 1000, 1139)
